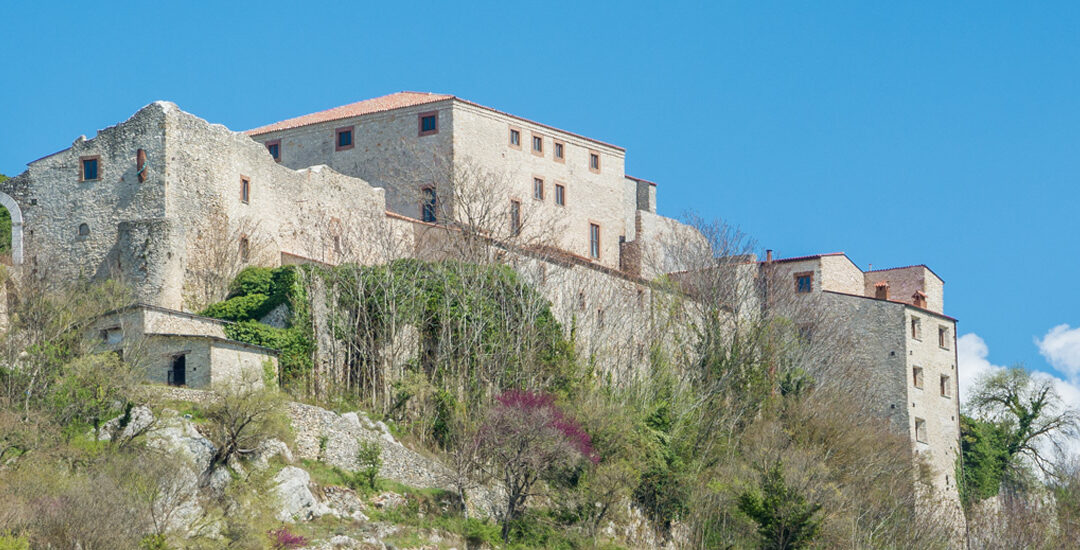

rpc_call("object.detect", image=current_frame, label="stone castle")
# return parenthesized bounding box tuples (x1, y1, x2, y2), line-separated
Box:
(0, 92, 962, 513)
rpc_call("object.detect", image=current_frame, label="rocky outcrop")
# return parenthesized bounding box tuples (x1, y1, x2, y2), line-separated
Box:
(274, 466, 335, 522)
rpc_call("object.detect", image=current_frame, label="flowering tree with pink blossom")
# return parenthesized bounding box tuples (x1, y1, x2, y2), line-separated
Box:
(476, 390, 598, 541)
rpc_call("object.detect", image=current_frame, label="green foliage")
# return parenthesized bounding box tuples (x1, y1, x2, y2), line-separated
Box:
(959, 414, 1012, 505)
(737, 462, 823, 550)
(224, 320, 314, 384)
(355, 440, 382, 490)
(139, 534, 172, 550)
(0, 532, 29, 550)
(49, 353, 141, 439)
(199, 293, 269, 321)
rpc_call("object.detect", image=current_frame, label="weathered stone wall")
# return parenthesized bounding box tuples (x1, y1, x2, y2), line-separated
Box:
(818, 254, 865, 294)
(248, 99, 454, 219)
(634, 210, 711, 280)
(209, 340, 275, 387)
(863, 265, 945, 313)
(142, 307, 229, 338)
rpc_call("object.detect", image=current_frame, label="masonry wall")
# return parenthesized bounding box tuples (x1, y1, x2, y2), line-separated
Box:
(864, 266, 945, 313)
(248, 100, 454, 219)
(450, 101, 630, 270)
(634, 210, 712, 280)
(210, 341, 276, 387)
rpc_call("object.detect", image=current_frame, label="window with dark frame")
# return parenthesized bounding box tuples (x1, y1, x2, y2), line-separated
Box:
(533, 177, 544, 200)
(794, 272, 812, 293)
(78, 223, 90, 237)
(532, 135, 543, 154)
(240, 177, 251, 203)
(915, 418, 927, 443)
(80, 156, 100, 181)
(940, 374, 951, 397)
(266, 140, 281, 161)
(421, 187, 437, 222)
(554, 141, 565, 161)
(239, 236, 250, 262)
(913, 366, 924, 389)
(589, 152, 600, 173)
(589, 223, 601, 259)
(555, 184, 565, 206)
(418, 112, 438, 136)
(336, 126, 354, 150)
(509, 128, 521, 148)
(510, 200, 521, 236)
(939, 326, 949, 349)
(911, 316, 922, 339)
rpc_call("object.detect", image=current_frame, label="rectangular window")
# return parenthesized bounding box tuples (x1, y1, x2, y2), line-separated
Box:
(555, 184, 565, 206)
(589, 151, 601, 173)
(940, 374, 951, 397)
(533, 177, 544, 200)
(510, 200, 521, 236)
(80, 156, 100, 181)
(239, 236, 250, 262)
(911, 316, 922, 340)
(421, 187, 437, 222)
(554, 141, 565, 162)
(914, 418, 927, 443)
(335, 126, 354, 151)
(532, 135, 543, 155)
(240, 176, 251, 203)
(589, 223, 601, 259)
(265, 140, 281, 162)
(794, 272, 813, 293)
(418, 111, 438, 136)
(509, 128, 521, 148)
(913, 366, 924, 389)
(939, 326, 950, 349)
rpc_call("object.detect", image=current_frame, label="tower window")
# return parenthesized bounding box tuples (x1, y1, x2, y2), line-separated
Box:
(589, 223, 601, 259)
(553, 141, 565, 162)
(239, 236, 250, 262)
(533, 177, 544, 200)
(78, 223, 90, 237)
(509, 128, 521, 148)
(532, 135, 543, 155)
(940, 374, 951, 397)
(914, 418, 927, 443)
(510, 200, 521, 236)
(418, 112, 438, 136)
(240, 177, 251, 203)
(588, 151, 601, 173)
(336, 126, 354, 151)
(555, 184, 565, 206)
(265, 140, 281, 161)
(939, 326, 950, 349)
(913, 366, 924, 389)
(421, 187, 437, 222)
(80, 156, 100, 181)
(794, 272, 813, 293)
(911, 316, 922, 340)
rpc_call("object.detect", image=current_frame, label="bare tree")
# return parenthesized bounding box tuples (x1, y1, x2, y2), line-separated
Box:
(184, 208, 271, 312)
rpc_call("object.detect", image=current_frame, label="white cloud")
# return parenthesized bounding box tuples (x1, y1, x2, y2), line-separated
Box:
(1037, 324, 1080, 381)
(959, 332, 1080, 461)
(957, 333, 1005, 404)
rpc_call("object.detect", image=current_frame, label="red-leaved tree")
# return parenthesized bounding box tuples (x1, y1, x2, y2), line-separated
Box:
(476, 390, 597, 541)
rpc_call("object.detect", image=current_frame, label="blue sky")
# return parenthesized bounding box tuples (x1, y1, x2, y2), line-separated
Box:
(2, 2, 1079, 401)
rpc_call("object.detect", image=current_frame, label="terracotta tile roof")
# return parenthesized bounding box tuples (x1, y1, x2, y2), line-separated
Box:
(246, 91, 625, 151)
(765, 252, 846, 264)
(874, 281, 889, 287)
(246, 92, 452, 135)
(625, 175, 658, 187)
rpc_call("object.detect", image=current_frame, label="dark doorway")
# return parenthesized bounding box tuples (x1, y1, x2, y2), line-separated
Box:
(168, 354, 187, 386)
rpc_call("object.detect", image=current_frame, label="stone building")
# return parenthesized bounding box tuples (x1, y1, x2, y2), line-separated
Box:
(0, 93, 962, 513)
(92, 304, 277, 389)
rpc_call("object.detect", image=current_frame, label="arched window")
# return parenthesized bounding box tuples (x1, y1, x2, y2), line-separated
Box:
(78, 223, 90, 236)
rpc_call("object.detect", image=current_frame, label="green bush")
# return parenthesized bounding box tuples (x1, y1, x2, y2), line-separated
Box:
(0, 532, 30, 550)
(355, 440, 382, 490)
(200, 293, 270, 321)
(230, 266, 275, 297)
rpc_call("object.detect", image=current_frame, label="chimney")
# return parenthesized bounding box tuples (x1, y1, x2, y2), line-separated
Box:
(766, 249, 773, 262)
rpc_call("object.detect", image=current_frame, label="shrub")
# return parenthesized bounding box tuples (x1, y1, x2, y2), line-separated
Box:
(0, 532, 29, 550)
(267, 526, 307, 549)
(200, 293, 269, 321)
(737, 462, 823, 550)
(356, 440, 382, 490)
(230, 266, 274, 297)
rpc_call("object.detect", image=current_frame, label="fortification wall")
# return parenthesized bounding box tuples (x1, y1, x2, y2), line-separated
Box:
(864, 266, 944, 313)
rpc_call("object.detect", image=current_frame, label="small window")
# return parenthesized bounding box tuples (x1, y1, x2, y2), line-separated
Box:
(794, 272, 812, 293)
(421, 187, 437, 222)
(80, 156, 100, 181)
(100, 326, 123, 345)
(913, 366, 924, 389)
(938, 326, 950, 349)
(554, 141, 565, 162)
(555, 184, 565, 206)
(509, 128, 521, 148)
(588, 151, 601, 173)
(533, 177, 544, 200)
(589, 223, 601, 259)
(336, 126, 354, 151)
(509, 200, 521, 236)
(940, 374, 951, 397)
(78, 223, 90, 237)
(239, 236, 250, 262)
(418, 112, 438, 136)
(265, 140, 281, 161)
(914, 418, 927, 443)
(532, 135, 543, 155)
(240, 177, 251, 203)
(911, 316, 922, 340)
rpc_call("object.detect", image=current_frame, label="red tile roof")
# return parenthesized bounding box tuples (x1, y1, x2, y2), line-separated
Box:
(246, 91, 625, 151)
(246, 92, 452, 135)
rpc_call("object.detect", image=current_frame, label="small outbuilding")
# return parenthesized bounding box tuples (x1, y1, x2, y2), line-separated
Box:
(91, 304, 278, 389)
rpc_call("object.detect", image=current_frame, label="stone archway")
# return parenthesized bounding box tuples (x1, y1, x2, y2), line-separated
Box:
(0, 192, 24, 265)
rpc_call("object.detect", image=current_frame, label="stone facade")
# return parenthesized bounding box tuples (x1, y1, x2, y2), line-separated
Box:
(92, 304, 277, 389)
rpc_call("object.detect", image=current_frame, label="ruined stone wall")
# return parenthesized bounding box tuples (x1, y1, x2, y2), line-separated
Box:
(634, 210, 711, 280)
(210, 340, 276, 387)
(248, 100, 454, 218)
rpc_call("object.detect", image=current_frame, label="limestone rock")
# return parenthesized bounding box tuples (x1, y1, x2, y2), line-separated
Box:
(274, 466, 334, 522)
(253, 437, 294, 470)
